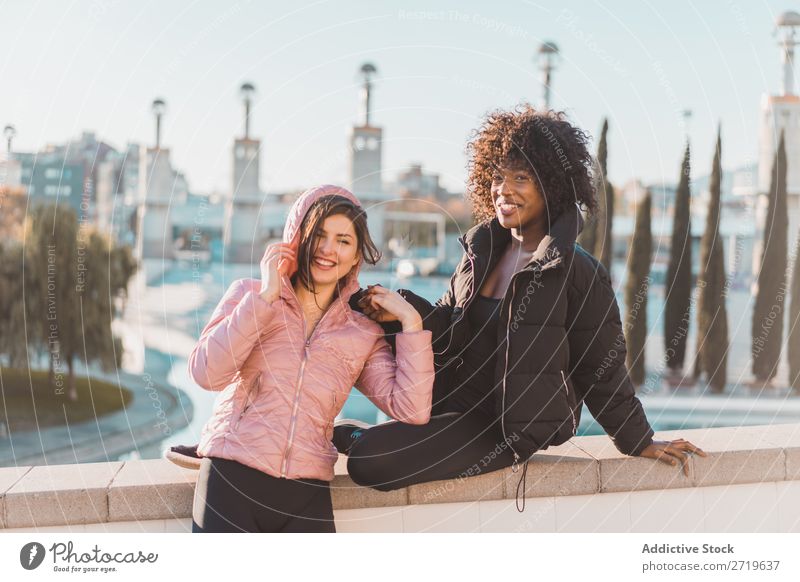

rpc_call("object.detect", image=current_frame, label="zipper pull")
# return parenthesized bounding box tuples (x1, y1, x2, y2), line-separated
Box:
(511, 452, 521, 473)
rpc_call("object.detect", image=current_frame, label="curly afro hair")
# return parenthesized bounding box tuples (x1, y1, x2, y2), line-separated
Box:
(466, 104, 597, 224)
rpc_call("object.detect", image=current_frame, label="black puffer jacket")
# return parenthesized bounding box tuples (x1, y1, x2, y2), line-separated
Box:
(360, 205, 654, 464)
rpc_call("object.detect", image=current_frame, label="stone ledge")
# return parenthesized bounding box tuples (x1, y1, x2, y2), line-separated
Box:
(4, 463, 122, 529)
(1, 423, 798, 528)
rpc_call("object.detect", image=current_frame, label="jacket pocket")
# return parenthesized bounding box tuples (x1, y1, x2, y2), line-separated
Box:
(233, 375, 261, 431)
(503, 371, 575, 448)
(325, 391, 338, 441)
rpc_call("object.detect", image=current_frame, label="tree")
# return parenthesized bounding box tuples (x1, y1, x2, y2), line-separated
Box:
(79, 229, 122, 374)
(26, 204, 82, 400)
(578, 118, 608, 258)
(593, 119, 615, 275)
(664, 142, 693, 374)
(0, 242, 29, 367)
(694, 127, 729, 393)
(624, 190, 652, 386)
(109, 244, 138, 315)
(788, 232, 800, 393)
(752, 132, 788, 383)
(2, 203, 137, 400)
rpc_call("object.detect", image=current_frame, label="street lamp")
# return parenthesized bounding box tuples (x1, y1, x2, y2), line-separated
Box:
(776, 11, 800, 96)
(358, 62, 378, 127)
(151, 98, 166, 149)
(536, 41, 560, 110)
(3, 124, 16, 155)
(240, 82, 256, 140)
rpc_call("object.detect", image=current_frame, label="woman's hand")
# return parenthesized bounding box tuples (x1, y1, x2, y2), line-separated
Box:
(358, 285, 400, 323)
(259, 242, 295, 303)
(638, 439, 707, 476)
(358, 285, 422, 332)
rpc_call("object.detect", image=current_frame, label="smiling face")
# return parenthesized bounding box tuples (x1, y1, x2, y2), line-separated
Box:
(308, 213, 360, 288)
(490, 165, 548, 231)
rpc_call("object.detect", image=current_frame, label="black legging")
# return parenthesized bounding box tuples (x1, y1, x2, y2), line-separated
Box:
(346, 408, 518, 492)
(192, 457, 336, 533)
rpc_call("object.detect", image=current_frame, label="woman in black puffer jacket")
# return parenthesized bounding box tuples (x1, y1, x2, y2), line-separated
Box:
(347, 105, 705, 509)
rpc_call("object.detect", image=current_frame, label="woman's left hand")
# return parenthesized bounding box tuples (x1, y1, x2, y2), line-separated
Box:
(638, 439, 707, 477)
(360, 285, 422, 332)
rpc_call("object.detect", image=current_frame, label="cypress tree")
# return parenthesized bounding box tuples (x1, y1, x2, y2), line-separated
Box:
(578, 118, 608, 257)
(624, 190, 652, 386)
(788, 231, 800, 392)
(664, 142, 693, 374)
(593, 119, 615, 274)
(695, 127, 729, 393)
(110, 244, 138, 315)
(752, 132, 788, 383)
(597, 181, 615, 274)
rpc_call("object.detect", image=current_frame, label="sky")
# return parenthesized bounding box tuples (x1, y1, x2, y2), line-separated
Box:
(0, 0, 793, 195)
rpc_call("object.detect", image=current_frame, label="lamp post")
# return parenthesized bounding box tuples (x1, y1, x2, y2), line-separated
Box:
(776, 11, 800, 96)
(358, 63, 377, 127)
(3, 124, 16, 155)
(151, 98, 166, 149)
(536, 41, 560, 110)
(240, 82, 256, 140)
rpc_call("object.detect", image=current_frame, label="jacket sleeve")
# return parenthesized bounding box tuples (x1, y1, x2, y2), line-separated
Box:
(354, 330, 434, 425)
(569, 266, 655, 456)
(188, 279, 277, 391)
(396, 251, 466, 354)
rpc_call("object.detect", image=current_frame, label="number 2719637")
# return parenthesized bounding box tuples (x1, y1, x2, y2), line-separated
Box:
(730, 561, 780, 571)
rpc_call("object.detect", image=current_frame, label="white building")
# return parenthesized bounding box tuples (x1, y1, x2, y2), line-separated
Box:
(138, 99, 190, 260)
(349, 63, 386, 245)
(754, 10, 800, 274)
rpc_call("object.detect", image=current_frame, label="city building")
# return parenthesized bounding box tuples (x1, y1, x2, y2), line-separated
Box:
(7, 132, 116, 220)
(754, 10, 800, 273)
(349, 62, 386, 245)
(137, 99, 190, 259)
(96, 143, 141, 246)
(223, 82, 289, 263)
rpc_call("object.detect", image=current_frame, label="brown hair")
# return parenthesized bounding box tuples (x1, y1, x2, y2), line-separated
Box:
(466, 104, 597, 224)
(293, 194, 381, 296)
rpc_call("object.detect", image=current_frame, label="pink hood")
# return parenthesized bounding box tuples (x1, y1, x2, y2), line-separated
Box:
(281, 184, 363, 290)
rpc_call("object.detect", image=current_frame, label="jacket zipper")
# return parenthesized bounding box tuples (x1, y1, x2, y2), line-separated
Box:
(561, 370, 576, 436)
(500, 256, 568, 470)
(279, 303, 335, 478)
(500, 274, 522, 471)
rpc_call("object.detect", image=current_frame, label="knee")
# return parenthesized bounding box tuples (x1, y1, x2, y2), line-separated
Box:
(346, 441, 400, 492)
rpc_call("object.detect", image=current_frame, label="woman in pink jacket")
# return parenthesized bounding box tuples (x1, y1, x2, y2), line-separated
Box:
(188, 185, 434, 533)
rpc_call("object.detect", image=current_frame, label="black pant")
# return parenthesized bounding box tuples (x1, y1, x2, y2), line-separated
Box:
(192, 457, 336, 533)
(346, 408, 517, 491)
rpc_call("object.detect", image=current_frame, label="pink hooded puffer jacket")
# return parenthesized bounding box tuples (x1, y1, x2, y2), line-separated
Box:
(190, 185, 434, 481)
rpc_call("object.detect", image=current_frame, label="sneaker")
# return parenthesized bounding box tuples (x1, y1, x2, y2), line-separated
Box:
(164, 444, 202, 470)
(332, 419, 372, 455)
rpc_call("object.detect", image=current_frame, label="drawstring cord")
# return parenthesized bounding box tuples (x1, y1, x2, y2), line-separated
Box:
(515, 459, 530, 512)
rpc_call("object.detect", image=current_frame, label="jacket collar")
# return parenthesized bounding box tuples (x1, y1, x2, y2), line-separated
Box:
(460, 204, 584, 272)
(279, 271, 360, 319)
